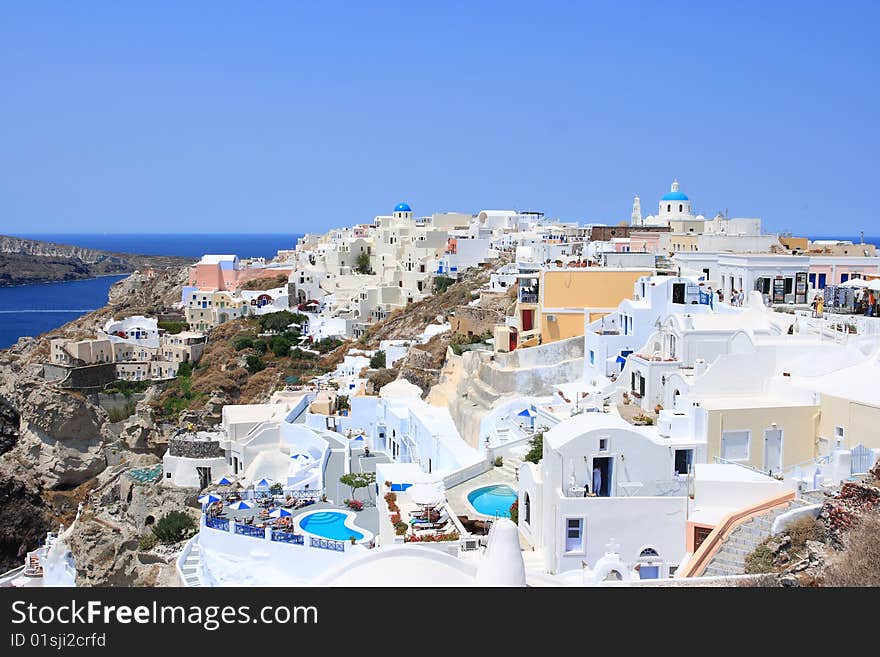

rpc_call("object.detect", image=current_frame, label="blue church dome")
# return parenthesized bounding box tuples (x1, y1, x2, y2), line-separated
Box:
(394, 202, 412, 213)
(661, 191, 689, 201)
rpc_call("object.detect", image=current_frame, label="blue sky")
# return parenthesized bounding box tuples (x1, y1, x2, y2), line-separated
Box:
(1, 2, 877, 235)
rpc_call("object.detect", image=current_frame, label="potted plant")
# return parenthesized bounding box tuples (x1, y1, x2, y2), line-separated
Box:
(654, 404, 663, 414)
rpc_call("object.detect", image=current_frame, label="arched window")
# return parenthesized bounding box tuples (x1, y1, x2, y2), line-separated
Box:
(524, 493, 531, 524)
(667, 204, 671, 212)
(638, 548, 661, 579)
(679, 204, 683, 212)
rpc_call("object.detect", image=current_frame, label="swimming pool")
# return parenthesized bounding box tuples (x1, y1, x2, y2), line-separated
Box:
(466, 484, 518, 517)
(298, 511, 366, 541)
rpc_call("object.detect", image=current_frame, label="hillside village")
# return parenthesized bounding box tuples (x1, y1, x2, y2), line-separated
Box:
(4, 182, 880, 587)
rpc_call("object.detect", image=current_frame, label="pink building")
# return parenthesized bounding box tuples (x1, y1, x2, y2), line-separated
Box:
(807, 256, 880, 289)
(188, 255, 293, 291)
(630, 232, 664, 255)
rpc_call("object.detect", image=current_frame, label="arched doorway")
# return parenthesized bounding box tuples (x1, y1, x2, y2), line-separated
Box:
(637, 548, 662, 579)
(524, 493, 531, 525)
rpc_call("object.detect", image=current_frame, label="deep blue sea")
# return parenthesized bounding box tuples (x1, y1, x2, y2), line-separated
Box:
(0, 234, 300, 349)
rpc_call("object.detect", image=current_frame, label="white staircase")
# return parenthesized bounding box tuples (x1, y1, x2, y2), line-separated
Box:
(178, 539, 202, 587)
(498, 453, 523, 480)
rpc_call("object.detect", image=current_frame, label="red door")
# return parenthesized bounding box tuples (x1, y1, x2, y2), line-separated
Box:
(522, 309, 534, 332)
(509, 331, 517, 352)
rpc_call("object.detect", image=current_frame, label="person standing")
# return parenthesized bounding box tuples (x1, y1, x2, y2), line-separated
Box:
(816, 294, 824, 318)
(868, 290, 876, 317)
(592, 465, 603, 497)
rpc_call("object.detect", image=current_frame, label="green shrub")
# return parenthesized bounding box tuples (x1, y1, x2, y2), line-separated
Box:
(433, 275, 454, 294)
(245, 355, 266, 374)
(270, 482, 284, 494)
(252, 339, 268, 354)
(744, 543, 776, 574)
(369, 350, 386, 369)
(394, 522, 409, 536)
(313, 337, 343, 354)
(233, 336, 254, 351)
(176, 361, 193, 378)
(151, 511, 196, 544)
(270, 336, 292, 357)
(157, 321, 187, 334)
(524, 432, 543, 464)
(336, 394, 350, 413)
(138, 532, 158, 551)
(494, 456, 503, 467)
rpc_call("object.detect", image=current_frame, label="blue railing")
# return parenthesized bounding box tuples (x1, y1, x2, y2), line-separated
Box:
(310, 537, 345, 552)
(271, 530, 305, 545)
(234, 523, 266, 539)
(205, 516, 229, 531)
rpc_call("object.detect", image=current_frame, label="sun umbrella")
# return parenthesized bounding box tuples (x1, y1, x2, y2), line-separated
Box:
(215, 476, 235, 486)
(254, 477, 274, 489)
(269, 508, 293, 518)
(839, 278, 869, 288)
(406, 483, 446, 506)
(228, 500, 253, 510)
(517, 408, 537, 418)
(866, 279, 880, 292)
(198, 493, 222, 505)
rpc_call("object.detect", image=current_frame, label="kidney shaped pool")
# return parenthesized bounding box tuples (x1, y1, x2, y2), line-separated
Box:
(466, 484, 518, 517)
(298, 511, 365, 541)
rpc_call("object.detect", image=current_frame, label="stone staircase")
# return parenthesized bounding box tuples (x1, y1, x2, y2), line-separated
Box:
(178, 539, 202, 587)
(701, 497, 817, 578)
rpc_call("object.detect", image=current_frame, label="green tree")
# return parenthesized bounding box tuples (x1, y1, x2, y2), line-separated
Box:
(524, 432, 544, 464)
(339, 472, 375, 501)
(433, 275, 454, 294)
(270, 335, 292, 357)
(369, 350, 386, 369)
(336, 394, 350, 413)
(355, 251, 372, 275)
(245, 354, 266, 374)
(258, 310, 297, 333)
(176, 361, 193, 377)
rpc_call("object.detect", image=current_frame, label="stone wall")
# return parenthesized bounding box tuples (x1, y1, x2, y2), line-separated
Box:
(169, 438, 223, 458)
(450, 305, 505, 338)
(43, 363, 117, 390)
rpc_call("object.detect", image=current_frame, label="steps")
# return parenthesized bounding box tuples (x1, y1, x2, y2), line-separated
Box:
(179, 540, 202, 587)
(498, 454, 523, 480)
(700, 497, 814, 578)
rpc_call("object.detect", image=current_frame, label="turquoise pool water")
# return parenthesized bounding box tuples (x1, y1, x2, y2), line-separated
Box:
(299, 511, 365, 541)
(467, 484, 518, 517)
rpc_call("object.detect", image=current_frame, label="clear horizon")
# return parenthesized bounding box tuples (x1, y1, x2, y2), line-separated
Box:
(2, 2, 878, 235)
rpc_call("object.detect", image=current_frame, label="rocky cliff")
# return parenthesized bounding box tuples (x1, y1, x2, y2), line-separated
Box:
(0, 235, 194, 286)
(0, 266, 188, 572)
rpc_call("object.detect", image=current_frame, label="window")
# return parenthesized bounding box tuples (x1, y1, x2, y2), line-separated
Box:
(784, 278, 793, 295)
(674, 449, 694, 476)
(679, 204, 683, 212)
(524, 493, 531, 525)
(721, 430, 751, 461)
(808, 273, 816, 288)
(565, 518, 584, 553)
(599, 438, 609, 452)
(589, 350, 595, 365)
(818, 273, 827, 289)
(667, 204, 671, 212)
(839, 273, 849, 283)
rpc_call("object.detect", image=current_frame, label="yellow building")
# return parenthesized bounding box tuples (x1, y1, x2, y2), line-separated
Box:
(538, 268, 650, 344)
(701, 400, 820, 473)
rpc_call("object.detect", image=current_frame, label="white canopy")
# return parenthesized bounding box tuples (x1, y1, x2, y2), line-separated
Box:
(840, 278, 870, 288)
(406, 483, 446, 506)
(866, 279, 880, 291)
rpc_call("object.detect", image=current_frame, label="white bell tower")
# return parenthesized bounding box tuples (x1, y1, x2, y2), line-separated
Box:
(631, 195, 642, 226)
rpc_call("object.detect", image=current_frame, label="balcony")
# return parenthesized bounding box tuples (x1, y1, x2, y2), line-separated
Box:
(519, 292, 539, 304)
